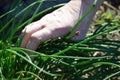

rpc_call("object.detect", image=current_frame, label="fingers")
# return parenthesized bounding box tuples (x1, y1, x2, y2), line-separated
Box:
(21, 21, 45, 48)
(26, 28, 55, 50)
(25, 28, 51, 50)
(25, 26, 71, 50)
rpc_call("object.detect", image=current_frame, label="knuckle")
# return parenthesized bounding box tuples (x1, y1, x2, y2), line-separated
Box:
(30, 34, 40, 44)
(31, 34, 39, 41)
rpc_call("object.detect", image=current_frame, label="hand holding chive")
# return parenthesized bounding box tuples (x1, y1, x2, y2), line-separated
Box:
(21, 0, 104, 50)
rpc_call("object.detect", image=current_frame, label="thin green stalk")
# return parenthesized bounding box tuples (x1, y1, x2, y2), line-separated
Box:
(16, 50, 32, 62)
(94, 39, 120, 43)
(66, 0, 98, 40)
(93, 62, 120, 68)
(103, 71, 120, 80)
(0, 1, 39, 34)
(8, 1, 42, 41)
(0, 19, 13, 33)
(11, 47, 73, 67)
(68, 65, 101, 79)
(0, 67, 6, 80)
(49, 55, 112, 60)
(53, 25, 119, 55)
(109, 29, 120, 34)
(93, 20, 116, 35)
(76, 47, 101, 51)
(89, 42, 120, 48)
(17, 5, 35, 26)
(16, 71, 42, 80)
(28, 0, 45, 24)
(7, 49, 60, 76)
(11, 47, 112, 60)
(13, 1, 39, 19)
(0, 7, 17, 19)
(52, 57, 73, 67)
(11, 47, 46, 56)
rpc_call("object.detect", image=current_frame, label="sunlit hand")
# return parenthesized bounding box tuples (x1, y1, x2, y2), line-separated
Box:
(21, 0, 103, 50)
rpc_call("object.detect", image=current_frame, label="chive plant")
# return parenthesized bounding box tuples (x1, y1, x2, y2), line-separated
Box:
(0, 0, 120, 80)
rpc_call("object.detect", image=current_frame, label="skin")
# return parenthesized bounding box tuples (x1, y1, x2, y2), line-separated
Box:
(21, 0, 104, 50)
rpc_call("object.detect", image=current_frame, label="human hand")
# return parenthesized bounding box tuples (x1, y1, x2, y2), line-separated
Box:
(21, 1, 82, 50)
(21, 0, 103, 50)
